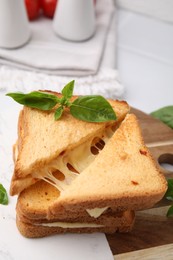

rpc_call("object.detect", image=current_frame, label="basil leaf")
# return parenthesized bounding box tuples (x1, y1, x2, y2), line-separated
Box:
(54, 106, 63, 120)
(6, 91, 59, 111)
(6, 82, 117, 123)
(70, 95, 117, 122)
(165, 179, 173, 200)
(0, 184, 8, 205)
(167, 205, 173, 217)
(61, 80, 74, 99)
(151, 106, 173, 129)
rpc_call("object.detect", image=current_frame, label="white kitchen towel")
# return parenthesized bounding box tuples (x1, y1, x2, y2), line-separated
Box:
(0, 0, 114, 77)
(0, 10, 124, 99)
(116, 0, 173, 23)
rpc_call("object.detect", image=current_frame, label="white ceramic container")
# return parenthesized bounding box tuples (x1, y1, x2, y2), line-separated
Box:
(53, 0, 96, 41)
(0, 0, 31, 49)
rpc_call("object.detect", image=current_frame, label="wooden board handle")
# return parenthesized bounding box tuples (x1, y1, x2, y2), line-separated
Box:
(148, 144, 173, 178)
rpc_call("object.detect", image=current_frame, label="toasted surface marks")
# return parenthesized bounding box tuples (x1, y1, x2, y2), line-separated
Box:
(16, 210, 135, 238)
(10, 97, 129, 195)
(49, 114, 167, 215)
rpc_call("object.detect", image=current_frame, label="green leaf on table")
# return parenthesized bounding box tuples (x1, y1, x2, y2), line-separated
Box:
(61, 80, 74, 100)
(167, 205, 173, 217)
(165, 179, 173, 201)
(151, 106, 173, 129)
(165, 179, 173, 217)
(70, 95, 117, 122)
(151, 107, 173, 218)
(6, 91, 59, 111)
(0, 184, 8, 205)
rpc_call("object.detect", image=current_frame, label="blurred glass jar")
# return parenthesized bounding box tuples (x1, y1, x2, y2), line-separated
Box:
(0, 0, 31, 49)
(53, 0, 96, 41)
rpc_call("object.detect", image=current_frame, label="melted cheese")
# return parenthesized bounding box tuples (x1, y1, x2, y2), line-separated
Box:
(86, 207, 108, 218)
(35, 222, 104, 228)
(32, 126, 114, 192)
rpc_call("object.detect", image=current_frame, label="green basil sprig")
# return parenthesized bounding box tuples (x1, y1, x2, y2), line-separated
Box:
(0, 184, 8, 205)
(165, 179, 173, 217)
(151, 106, 173, 129)
(6, 80, 117, 123)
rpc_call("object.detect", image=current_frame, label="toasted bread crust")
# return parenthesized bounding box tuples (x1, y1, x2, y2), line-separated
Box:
(16, 210, 135, 238)
(17, 207, 135, 225)
(16, 219, 133, 238)
(49, 114, 167, 216)
(10, 95, 130, 195)
(16, 179, 135, 221)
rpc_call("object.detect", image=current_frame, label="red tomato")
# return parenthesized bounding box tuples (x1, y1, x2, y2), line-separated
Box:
(25, 0, 41, 21)
(40, 0, 58, 19)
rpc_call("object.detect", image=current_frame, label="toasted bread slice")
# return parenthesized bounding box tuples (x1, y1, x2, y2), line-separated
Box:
(16, 179, 135, 238)
(16, 210, 135, 238)
(16, 180, 133, 222)
(10, 95, 129, 195)
(49, 114, 167, 216)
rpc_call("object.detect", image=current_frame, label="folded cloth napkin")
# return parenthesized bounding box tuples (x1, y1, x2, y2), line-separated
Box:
(0, 0, 114, 77)
(116, 0, 173, 23)
(0, 4, 124, 99)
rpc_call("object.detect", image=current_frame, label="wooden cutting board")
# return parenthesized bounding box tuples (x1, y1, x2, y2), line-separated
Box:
(106, 108, 173, 258)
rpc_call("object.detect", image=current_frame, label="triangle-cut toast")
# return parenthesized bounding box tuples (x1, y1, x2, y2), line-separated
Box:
(49, 114, 167, 217)
(10, 95, 130, 195)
